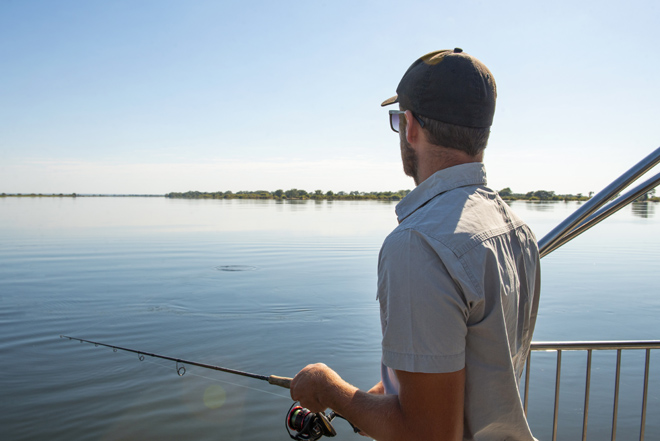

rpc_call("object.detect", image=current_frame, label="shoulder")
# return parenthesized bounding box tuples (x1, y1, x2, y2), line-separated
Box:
(379, 226, 451, 273)
(394, 185, 501, 250)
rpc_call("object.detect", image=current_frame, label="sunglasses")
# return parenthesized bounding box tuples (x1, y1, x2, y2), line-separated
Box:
(389, 110, 426, 133)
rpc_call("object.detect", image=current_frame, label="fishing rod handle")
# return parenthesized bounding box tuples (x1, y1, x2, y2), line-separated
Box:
(268, 375, 292, 389)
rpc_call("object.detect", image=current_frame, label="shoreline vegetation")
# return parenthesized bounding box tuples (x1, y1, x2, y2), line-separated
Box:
(0, 193, 162, 198)
(2, 188, 659, 202)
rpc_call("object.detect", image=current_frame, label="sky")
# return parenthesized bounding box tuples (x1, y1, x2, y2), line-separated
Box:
(1, 0, 659, 195)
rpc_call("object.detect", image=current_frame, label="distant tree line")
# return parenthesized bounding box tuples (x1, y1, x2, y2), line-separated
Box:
(1, 193, 79, 197)
(497, 188, 659, 202)
(497, 188, 591, 201)
(0, 193, 162, 198)
(165, 188, 623, 203)
(3, 188, 658, 202)
(165, 189, 412, 201)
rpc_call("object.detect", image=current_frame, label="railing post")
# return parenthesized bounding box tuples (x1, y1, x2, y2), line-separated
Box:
(640, 349, 650, 441)
(612, 349, 622, 441)
(524, 351, 531, 416)
(582, 349, 592, 441)
(552, 350, 562, 441)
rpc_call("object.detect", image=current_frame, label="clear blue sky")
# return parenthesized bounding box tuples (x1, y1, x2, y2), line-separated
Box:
(1, 0, 658, 195)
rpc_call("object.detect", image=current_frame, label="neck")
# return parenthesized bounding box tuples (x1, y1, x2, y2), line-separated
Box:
(415, 144, 483, 185)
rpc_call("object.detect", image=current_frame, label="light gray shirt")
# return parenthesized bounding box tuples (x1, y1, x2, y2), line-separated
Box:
(377, 163, 540, 441)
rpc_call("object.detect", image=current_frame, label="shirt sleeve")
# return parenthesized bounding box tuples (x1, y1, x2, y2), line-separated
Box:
(377, 228, 468, 373)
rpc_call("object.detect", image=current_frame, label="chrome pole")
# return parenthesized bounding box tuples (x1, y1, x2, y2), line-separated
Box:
(551, 350, 562, 441)
(582, 350, 592, 441)
(542, 171, 660, 256)
(539, 146, 660, 257)
(524, 352, 531, 416)
(611, 349, 622, 441)
(639, 349, 650, 441)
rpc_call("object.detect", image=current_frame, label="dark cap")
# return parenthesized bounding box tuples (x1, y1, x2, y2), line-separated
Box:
(381, 48, 497, 128)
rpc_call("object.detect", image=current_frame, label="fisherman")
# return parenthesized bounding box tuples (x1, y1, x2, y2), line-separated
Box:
(290, 48, 541, 440)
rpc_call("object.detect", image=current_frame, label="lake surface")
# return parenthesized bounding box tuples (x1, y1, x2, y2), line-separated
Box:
(1, 197, 658, 441)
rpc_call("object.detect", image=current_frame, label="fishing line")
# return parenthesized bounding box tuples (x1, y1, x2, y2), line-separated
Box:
(62, 288, 171, 342)
(61, 335, 351, 439)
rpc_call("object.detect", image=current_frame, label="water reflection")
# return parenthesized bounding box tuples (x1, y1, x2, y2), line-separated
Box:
(524, 201, 556, 212)
(631, 201, 655, 218)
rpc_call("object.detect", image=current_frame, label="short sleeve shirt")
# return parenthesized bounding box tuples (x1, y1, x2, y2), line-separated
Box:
(377, 163, 540, 441)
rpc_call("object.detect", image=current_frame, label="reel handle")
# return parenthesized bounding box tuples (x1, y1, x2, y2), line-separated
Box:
(268, 375, 292, 389)
(316, 412, 337, 437)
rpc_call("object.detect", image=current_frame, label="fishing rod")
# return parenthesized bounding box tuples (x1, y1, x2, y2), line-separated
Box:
(60, 335, 353, 440)
(60, 334, 292, 388)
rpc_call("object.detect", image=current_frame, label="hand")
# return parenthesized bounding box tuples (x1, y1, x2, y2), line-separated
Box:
(367, 381, 384, 395)
(290, 363, 342, 413)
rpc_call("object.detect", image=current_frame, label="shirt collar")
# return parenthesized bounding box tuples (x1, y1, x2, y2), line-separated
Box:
(395, 162, 488, 223)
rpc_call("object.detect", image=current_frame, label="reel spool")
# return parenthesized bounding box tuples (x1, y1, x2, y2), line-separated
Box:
(286, 402, 337, 441)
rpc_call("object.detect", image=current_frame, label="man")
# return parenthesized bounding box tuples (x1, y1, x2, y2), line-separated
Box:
(290, 48, 541, 441)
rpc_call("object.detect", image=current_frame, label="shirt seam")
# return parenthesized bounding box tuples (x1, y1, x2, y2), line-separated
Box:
(382, 347, 465, 359)
(393, 220, 528, 295)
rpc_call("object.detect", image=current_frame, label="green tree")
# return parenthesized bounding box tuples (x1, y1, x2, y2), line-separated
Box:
(527, 190, 554, 200)
(285, 189, 300, 199)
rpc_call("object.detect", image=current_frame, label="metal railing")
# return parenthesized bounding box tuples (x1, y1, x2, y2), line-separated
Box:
(526, 149, 660, 440)
(538, 146, 660, 258)
(523, 340, 660, 441)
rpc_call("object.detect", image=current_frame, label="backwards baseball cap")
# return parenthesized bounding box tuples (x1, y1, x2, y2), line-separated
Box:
(381, 48, 497, 128)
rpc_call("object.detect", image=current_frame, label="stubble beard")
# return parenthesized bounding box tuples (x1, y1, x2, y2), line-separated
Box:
(400, 134, 419, 186)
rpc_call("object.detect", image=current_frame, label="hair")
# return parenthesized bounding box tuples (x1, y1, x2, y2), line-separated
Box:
(413, 113, 491, 157)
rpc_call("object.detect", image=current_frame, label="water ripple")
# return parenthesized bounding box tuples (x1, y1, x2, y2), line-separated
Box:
(215, 265, 259, 272)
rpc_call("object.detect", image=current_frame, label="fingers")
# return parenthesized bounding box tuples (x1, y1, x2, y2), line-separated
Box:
(289, 363, 332, 413)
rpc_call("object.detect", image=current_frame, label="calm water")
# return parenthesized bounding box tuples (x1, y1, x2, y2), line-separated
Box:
(1, 197, 658, 441)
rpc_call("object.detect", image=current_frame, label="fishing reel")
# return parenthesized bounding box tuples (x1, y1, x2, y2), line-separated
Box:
(286, 402, 337, 441)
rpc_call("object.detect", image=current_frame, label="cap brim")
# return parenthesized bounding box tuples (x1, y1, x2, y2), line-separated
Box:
(381, 95, 398, 107)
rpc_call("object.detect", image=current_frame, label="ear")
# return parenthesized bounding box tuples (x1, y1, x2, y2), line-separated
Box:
(404, 110, 419, 145)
